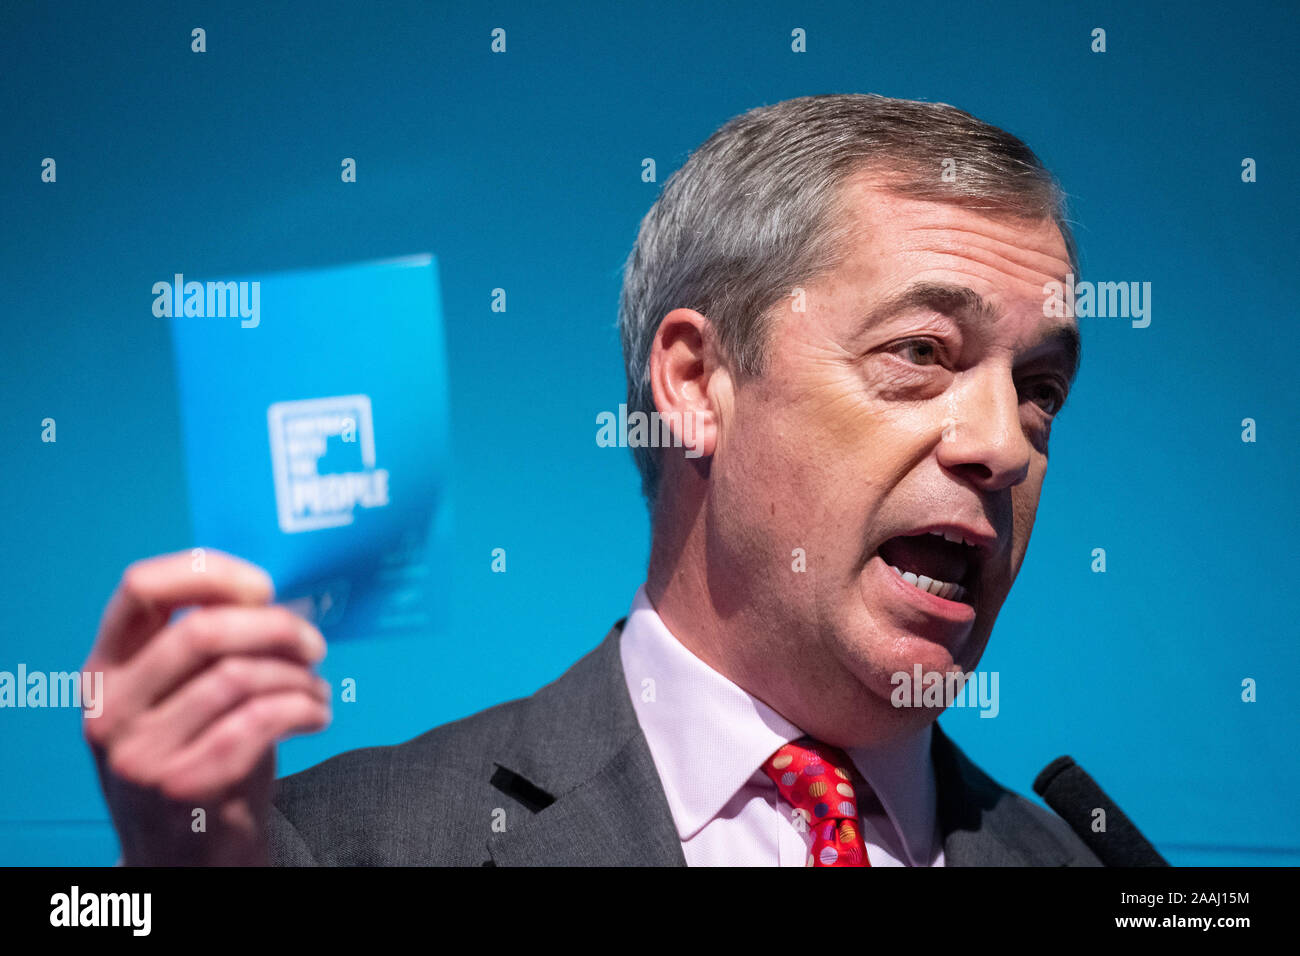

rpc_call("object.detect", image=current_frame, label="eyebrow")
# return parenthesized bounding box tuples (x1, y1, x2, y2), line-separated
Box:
(860, 281, 1081, 385)
(1036, 322, 1082, 387)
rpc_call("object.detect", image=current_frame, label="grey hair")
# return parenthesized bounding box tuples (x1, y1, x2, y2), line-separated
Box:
(617, 93, 1077, 510)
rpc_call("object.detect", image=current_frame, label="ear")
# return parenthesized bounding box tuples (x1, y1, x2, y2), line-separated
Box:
(648, 308, 730, 463)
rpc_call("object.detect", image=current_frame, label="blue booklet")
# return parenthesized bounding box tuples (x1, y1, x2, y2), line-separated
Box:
(166, 254, 451, 640)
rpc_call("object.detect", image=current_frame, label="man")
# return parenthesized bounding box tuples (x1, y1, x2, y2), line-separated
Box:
(84, 93, 1101, 866)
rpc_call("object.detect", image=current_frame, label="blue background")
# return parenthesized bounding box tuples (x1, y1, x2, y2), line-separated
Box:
(2, 0, 1296, 866)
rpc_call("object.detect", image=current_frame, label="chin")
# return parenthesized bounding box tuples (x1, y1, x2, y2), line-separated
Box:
(848, 586, 996, 690)
(879, 636, 965, 694)
(831, 623, 956, 702)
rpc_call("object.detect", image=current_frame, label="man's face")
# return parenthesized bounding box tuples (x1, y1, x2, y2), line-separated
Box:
(707, 173, 1078, 737)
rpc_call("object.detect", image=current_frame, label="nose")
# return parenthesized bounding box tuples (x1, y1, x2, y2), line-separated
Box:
(936, 367, 1032, 491)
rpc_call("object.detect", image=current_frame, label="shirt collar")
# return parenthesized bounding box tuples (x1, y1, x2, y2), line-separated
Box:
(619, 584, 939, 866)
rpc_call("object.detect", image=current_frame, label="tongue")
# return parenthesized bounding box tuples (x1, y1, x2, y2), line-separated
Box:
(878, 534, 969, 584)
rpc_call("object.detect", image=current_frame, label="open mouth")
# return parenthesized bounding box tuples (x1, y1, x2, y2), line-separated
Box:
(876, 529, 981, 607)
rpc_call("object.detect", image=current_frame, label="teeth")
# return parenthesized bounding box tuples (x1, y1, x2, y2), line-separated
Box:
(927, 529, 975, 548)
(891, 565, 968, 603)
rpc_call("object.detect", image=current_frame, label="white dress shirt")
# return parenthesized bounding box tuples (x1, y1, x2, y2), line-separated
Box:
(619, 585, 945, 866)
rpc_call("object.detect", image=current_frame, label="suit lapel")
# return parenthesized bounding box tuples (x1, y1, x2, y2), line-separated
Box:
(933, 721, 1045, 866)
(485, 624, 685, 866)
(486, 735, 685, 866)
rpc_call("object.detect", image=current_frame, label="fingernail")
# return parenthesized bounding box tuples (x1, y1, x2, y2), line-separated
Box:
(299, 621, 327, 661)
(243, 566, 276, 600)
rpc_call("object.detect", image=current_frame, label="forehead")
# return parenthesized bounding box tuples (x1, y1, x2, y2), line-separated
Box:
(826, 174, 1073, 309)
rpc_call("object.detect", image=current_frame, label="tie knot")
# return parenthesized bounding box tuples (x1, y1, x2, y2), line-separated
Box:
(763, 737, 869, 866)
(763, 737, 860, 825)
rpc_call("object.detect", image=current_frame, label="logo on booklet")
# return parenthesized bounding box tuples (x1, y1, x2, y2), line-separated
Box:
(267, 395, 390, 533)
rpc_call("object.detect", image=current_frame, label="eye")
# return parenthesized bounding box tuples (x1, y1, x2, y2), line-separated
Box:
(891, 338, 944, 367)
(1022, 379, 1067, 415)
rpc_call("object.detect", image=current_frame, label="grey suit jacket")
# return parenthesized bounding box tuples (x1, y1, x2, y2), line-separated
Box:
(269, 622, 1102, 866)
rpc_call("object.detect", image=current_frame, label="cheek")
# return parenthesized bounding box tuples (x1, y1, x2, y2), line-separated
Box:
(817, 402, 946, 531)
(1009, 468, 1046, 567)
(712, 381, 864, 575)
(788, 365, 939, 476)
(726, 377, 940, 574)
(710, 390, 813, 544)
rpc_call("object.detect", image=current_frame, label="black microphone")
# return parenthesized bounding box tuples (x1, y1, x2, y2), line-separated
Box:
(1033, 755, 1168, 866)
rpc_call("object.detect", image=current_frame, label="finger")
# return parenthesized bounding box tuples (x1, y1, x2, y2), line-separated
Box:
(93, 551, 275, 665)
(119, 657, 330, 770)
(117, 605, 325, 716)
(155, 691, 332, 803)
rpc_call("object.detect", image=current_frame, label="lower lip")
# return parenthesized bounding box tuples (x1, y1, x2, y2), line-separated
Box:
(868, 554, 977, 625)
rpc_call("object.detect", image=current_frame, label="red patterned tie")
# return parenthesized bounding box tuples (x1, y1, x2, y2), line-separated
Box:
(763, 737, 870, 867)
